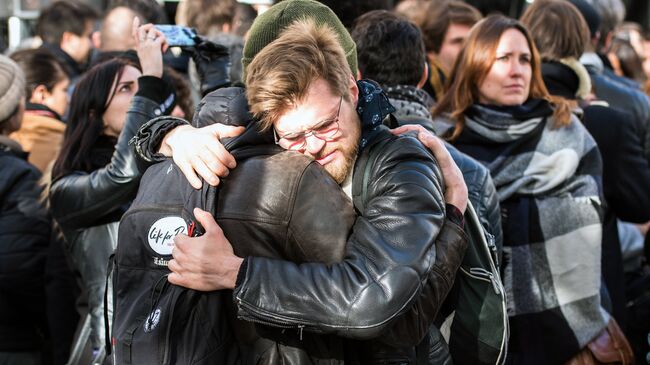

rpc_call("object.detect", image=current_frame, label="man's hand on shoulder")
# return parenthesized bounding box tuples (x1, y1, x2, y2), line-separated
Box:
(391, 124, 468, 213)
(168, 208, 243, 291)
(160, 123, 244, 189)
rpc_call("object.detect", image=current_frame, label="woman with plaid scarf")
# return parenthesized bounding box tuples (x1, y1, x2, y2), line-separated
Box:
(433, 15, 609, 364)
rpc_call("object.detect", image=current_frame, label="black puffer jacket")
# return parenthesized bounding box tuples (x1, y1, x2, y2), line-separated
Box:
(0, 136, 50, 351)
(133, 86, 468, 363)
(49, 76, 175, 348)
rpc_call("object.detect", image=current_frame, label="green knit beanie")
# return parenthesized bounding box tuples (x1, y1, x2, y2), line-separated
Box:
(242, 0, 358, 80)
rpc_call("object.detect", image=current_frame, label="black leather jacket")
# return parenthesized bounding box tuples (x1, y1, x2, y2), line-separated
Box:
(49, 77, 175, 348)
(134, 87, 468, 363)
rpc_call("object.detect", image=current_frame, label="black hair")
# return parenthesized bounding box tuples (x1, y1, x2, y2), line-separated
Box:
(37, 0, 98, 45)
(52, 58, 138, 180)
(10, 48, 70, 99)
(108, 0, 168, 23)
(351, 10, 425, 87)
(316, 0, 394, 29)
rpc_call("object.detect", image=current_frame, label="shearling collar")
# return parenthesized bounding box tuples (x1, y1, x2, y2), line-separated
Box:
(541, 59, 592, 100)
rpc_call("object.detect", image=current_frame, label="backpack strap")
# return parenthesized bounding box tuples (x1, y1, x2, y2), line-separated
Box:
(105, 254, 115, 356)
(181, 175, 219, 237)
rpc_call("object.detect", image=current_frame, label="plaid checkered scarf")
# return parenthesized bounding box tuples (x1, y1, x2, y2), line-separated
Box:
(457, 100, 609, 363)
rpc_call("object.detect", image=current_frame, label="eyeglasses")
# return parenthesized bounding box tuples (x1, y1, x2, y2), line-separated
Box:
(273, 96, 343, 150)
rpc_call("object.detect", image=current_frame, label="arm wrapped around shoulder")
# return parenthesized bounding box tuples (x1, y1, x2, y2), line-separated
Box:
(376, 216, 468, 347)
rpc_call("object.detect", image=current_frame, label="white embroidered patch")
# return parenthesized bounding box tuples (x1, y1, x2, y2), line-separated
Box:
(144, 308, 161, 332)
(166, 164, 174, 174)
(148, 216, 187, 255)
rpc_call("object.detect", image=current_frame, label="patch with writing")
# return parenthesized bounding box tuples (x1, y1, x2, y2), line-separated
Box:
(147, 216, 187, 255)
(153, 257, 169, 267)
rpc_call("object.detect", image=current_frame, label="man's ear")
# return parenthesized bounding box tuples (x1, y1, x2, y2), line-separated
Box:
(60, 31, 75, 49)
(603, 31, 614, 52)
(417, 61, 429, 89)
(91, 30, 101, 49)
(426, 51, 437, 64)
(348, 73, 359, 104)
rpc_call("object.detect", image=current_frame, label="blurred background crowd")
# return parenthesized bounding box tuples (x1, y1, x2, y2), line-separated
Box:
(0, 0, 650, 364)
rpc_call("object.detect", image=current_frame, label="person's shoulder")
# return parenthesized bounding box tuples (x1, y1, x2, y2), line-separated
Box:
(446, 143, 489, 186)
(0, 151, 42, 198)
(369, 130, 439, 175)
(194, 87, 250, 128)
(0, 148, 40, 177)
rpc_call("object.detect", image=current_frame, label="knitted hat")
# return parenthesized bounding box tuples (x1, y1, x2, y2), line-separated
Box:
(241, 0, 357, 80)
(0, 55, 25, 122)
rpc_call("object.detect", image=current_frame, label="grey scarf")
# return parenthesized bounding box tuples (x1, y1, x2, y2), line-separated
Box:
(458, 101, 608, 361)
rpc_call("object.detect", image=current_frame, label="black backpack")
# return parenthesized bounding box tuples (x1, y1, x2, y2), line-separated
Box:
(110, 159, 238, 365)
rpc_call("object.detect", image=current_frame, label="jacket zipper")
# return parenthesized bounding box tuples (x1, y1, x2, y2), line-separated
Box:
(467, 202, 509, 365)
(120, 205, 183, 220)
(237, 298, 309, 340)
(485, 232, 499, 268)
(460, 267, 501, 295)
(237, 299, 306, 328)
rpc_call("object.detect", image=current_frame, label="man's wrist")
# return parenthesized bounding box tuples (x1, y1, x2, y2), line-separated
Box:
(225, 255, 244, 289)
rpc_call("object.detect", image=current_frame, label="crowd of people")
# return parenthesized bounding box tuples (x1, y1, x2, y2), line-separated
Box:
(0, 0, 649, 364)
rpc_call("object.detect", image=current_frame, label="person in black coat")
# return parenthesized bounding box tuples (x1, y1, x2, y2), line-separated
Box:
(521, 0, 650, 349)
(0, 55, 50, 365)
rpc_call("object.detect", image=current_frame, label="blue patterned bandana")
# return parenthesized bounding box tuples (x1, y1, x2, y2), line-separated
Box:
(355, 79, 396, 148)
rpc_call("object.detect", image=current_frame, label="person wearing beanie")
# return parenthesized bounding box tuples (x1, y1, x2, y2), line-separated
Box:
(131, 0, 468, 362)
(0, 54, 51, 365)
(241, 0, 358, 80)
(0, 54, 26, 133)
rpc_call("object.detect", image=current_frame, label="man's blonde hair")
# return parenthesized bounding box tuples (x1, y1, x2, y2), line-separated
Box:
(245, 18, 352, 131)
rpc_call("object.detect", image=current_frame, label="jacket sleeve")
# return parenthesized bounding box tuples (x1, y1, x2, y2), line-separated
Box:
(447, 143, 503, 260)
(234, 136, 446, 339)
(375, 217, 467, 346)
(477, 172, 503, 260)
(50, 78, 174, 229)
(133, 116, 190, 163)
